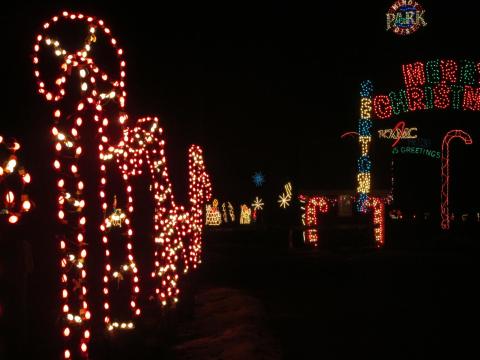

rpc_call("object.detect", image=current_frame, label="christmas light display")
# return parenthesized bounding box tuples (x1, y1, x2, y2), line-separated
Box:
(299, 195, 329, 245)
(340, 131, 359, 139)
(251, 197, 264, 223)
(205, 199, 222, 226)
(300, 194, 387, 247)
(228, 202, 235, 222)
(252, 172, 265, 187)
(221, 202, 228, 223)
(392, 146, 440, 159)
(370, 59, 480, 120)
(115, 116, 211, 306)
(377, 121, 418, 147)
(440, 130, 472, 230)
(367, 197, 385, 247)
(357, 80, 373, 212)
(0, 136, 32, 224)
(239, 204, 251, 225)
(251, 197, 264, 211)
(357, 59, 480, 215)
(278, 182, 293, 209)
(33, 12, 212, 359)
(386, 0, 427, 35)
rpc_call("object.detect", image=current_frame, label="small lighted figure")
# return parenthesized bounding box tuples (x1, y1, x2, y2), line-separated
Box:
(252, 172, 265, 187)
(206, 199, 222, 226)
(221, 202, 228, 223)
(240, 204, 251, 224)
(106, 196, 126, 228)
(228, 202, 235, 222)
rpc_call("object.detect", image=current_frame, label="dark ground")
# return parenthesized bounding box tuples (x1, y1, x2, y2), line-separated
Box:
(2, 222, 480, 359)
(192, 225, 480, 360)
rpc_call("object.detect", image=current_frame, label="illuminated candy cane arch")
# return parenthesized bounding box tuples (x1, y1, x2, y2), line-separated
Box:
(32, 12, 211, 359)
(299, 195, 329, 245)
(299, 195, 385, 247)
(357, 59, 477, 228)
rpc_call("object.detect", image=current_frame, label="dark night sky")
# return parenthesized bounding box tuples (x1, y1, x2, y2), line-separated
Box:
(2, 0, 480, 212)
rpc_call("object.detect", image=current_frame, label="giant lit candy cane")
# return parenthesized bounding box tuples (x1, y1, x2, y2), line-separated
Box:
(33, 11, 138, 359)
(33, 12, 212, 359)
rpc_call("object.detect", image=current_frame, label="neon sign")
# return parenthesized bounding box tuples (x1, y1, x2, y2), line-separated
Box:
(392, 146, 440, 159)
(386, 0, 427, 36)
(378, 127, 417, 140)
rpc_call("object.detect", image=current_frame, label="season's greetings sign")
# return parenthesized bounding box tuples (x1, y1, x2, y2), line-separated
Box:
(372, 60, 480, 119)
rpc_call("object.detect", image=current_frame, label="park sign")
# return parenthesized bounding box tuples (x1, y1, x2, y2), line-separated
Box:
(386, 0, 427, 35)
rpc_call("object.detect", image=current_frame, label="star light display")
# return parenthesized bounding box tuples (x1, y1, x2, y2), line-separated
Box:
(205, 199, 222, 226)
(33, 12, 212, 359)
(0, 136, 32, 224)
(440, 130, 472, 230)
(278, 182, 293, 209)
(252, 172, 265, 187)
(251, 197, 264, 211)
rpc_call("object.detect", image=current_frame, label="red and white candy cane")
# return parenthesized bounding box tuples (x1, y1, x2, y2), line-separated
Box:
(115, 117, 211, 306)
(440, 130, 472, 230)
(33, 11, 138, 359)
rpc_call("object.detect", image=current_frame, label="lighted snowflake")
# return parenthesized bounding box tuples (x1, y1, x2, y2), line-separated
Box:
(251, 197, 264, 211)
(278, 193, 291, 209)
(252, 172, 265, 187)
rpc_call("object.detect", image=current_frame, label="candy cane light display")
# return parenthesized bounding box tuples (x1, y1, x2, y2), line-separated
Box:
(32, 12, 212, 359)
(300, 195, 329, 245)
(440, 130, 472, 230)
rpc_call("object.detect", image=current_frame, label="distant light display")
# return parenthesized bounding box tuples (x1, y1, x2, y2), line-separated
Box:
(221, 202, 228, 223)
(367, 197, 385, 247)
(440, 130, 472, 230)
(386, 0, 427, 35)
(278, 182, 293, 209)
(0, 136, 32, 224)
(251, 196, 264, 211)
(206, 199, 222, 226)
(240, 204, 251, 224)
(300, 194, 388, 247)
(252, 172, 265, 187)
(228, 202, 235, 222)
(299, 195, 329, 245)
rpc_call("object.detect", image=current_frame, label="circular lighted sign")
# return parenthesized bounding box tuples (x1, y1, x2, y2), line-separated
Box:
(386, 0, 427, 36)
